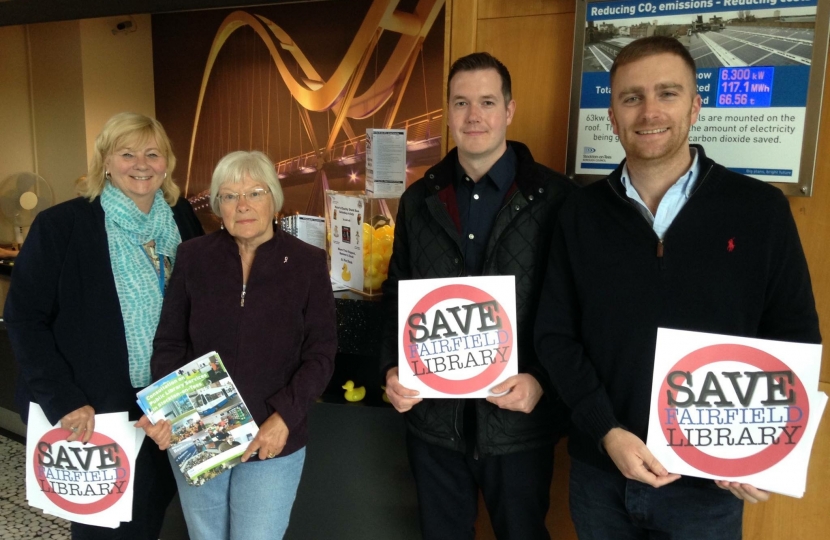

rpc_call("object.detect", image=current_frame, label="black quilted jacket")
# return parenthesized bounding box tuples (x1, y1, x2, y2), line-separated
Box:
(381, 141, 573, 456)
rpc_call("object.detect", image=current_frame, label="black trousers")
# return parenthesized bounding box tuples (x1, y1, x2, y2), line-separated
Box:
(71, 436, 178, 540)
(406, 431, 555, 540)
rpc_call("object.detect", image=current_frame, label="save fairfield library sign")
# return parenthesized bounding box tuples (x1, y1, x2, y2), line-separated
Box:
(647, 329, 827, 497)
(26, 404, 140, 527)
(398, 276, 517, 398)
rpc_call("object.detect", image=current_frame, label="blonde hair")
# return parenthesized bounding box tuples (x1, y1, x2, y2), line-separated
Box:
(209, 151, 284, 215)
(80, 112, 180, 205)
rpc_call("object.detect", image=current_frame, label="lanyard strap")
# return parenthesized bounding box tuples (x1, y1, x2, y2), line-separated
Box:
(142, 244, 167, 297)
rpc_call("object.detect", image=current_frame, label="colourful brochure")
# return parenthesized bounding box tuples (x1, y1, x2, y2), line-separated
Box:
(136, 351, 258, 486)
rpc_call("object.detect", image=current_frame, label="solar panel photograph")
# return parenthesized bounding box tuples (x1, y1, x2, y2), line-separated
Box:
(582, 7, 815, 72)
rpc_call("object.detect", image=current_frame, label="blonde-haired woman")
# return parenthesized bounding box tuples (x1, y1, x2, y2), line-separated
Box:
(5, 112, 203, 539)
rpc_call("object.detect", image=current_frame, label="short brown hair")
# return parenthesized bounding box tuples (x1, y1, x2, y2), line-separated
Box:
(610, 36, 697, 91)
(447, 52, 512, 103)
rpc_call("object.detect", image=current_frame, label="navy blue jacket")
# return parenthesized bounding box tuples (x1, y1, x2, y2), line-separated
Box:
(535, 147, 821, 472)
(4, 196, 203, 424)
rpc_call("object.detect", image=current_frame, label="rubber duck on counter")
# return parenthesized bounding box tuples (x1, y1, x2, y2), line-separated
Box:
(342, 380, 366, 402)
(341, 263, 351, 282)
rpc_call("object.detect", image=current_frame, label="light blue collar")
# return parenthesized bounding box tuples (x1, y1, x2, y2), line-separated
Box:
(620, 147, 700, 240)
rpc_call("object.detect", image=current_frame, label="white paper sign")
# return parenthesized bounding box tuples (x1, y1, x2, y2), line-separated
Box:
(647, 328, 826, 498)
(366, 128, 406, 198)
(26, 403, 139, 527)
(398, 276, 518, 398)
(329, 193, 364, 290)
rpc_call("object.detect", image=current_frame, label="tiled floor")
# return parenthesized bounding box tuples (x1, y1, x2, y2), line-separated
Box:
(0, 433, 71, 539)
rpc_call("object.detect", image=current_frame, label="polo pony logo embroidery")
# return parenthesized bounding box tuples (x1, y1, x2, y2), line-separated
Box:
(727, 238, 736, 252)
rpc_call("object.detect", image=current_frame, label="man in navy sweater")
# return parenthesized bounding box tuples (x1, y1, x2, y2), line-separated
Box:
(535, 36, 820, 539)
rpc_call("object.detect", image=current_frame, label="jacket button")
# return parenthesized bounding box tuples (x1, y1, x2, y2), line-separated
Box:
(528, 195, 534, 201)
(538, 187, 544, 194)
(434, 185, 440, 190)
(429, 174, 434, 179)
(454, 258, 459, 264)
(514, 205, 520, 211)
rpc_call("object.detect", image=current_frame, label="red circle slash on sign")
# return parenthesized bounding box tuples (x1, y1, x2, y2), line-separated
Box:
(34, 429, 131, 515)
(404, 284, 513, 394)
(659, 344, 809, 477)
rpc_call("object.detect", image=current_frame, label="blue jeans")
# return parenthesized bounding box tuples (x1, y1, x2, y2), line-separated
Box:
(170, 447, 306, 540)
(569, 459, 743, 540)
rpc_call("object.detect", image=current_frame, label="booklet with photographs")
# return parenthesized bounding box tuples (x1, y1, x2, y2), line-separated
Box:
(136, 351, 258, 486)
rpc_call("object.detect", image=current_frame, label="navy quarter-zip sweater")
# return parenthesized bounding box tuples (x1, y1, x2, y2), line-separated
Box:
(151, 228, 337, 457)
(534, 146, 820, 473)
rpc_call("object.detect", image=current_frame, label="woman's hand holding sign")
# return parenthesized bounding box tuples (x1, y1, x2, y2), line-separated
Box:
(715, 481, 770, 503)
(386, 367, 422, 412)
(486, 374, 543, 413)
(60, 405, 95, 443)
(603, 427, 681, 488)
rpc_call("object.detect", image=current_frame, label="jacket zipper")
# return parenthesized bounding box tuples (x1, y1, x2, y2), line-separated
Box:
(468, 191, 524, 459)
(240, 286, 246, 307)
(607, 162, 714, 267)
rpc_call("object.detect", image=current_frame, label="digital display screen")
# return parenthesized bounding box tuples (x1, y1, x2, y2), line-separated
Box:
(716, 67, 774, 108)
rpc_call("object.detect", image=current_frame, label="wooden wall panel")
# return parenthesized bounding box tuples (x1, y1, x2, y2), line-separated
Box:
(478, 0, 574, 19)
(790, 59, 830, 384)
(476, 13, 575, 172)
(449, 0, 478, 60)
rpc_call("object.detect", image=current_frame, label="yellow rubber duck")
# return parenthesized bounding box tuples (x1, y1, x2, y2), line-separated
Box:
(341, 263, 351, 282)
(342, 380, 366, 402)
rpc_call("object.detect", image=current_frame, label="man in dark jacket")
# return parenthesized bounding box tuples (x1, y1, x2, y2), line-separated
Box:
(535, 36, 820, 540)
(380, 52, 572, 540)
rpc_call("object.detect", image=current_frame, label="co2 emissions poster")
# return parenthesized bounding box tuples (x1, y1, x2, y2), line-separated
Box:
(573, 0, 817, 183)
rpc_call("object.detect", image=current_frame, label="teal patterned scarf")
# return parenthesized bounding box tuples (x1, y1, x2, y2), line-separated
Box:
(101, 183, 182, 387)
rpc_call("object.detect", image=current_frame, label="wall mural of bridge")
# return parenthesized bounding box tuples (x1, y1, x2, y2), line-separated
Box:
(152, 0, 445, 230)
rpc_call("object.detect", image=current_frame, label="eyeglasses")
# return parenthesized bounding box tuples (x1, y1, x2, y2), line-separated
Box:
(217, 188, 271, 205)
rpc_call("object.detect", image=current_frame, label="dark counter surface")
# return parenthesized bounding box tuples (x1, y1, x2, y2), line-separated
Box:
(334, 291, 384, 357)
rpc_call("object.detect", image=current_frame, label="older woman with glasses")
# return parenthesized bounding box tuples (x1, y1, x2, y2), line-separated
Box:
(143, 150, 337, 540)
